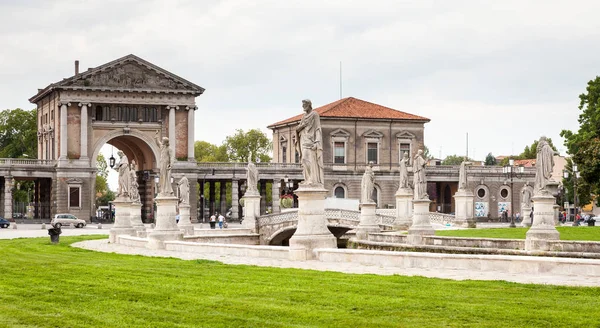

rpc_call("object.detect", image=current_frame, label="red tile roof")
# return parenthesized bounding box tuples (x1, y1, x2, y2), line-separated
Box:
(514, 159, 536, 167)
(267, 97, 430, 128)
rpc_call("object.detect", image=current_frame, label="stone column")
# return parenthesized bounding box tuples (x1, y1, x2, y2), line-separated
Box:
(394, 188, 413, 230)
(407, 199, 434, 245)
(231, 179, 239, 221)
(260, 180, 267, 214)
(186, 106, 195, 161)
(454, 189, 476, 228)
(3, 176, 13, 220)
(289, 186, 337, 261)
(356, 203, 379, 240)
(178, 204, 194, 236)
(109, 198, 135, 243)
(167, 105, 178, 158)
(220, 181, 227, 214)
(147, 195, 184, 249)
(271, 180, 280, 213)
(78, 102, 90, 160)
(525, 193, 560, 251)
(198, 180, 205, 222)
(553, 204, 560, 225)
(209, 181, 215, 216)
(59, 102, 69, 160)
(130, 202, 146, 236)
(242, 191, 260, 233)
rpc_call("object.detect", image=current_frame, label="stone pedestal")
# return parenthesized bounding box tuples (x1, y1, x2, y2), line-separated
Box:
(394, 188, 413, 229)
(407, 199, 434, 245)
(242, 192, 261, 233)
(356, 202, 379, 240)
(129, 202, 146, 233)
(525, 193, 560, 251)
(521, 206, 532, 227)
(454, 189, 476, 228)
(289, 186, 337, 261)
(109, 197, 136, 243)
(147, 196, 184, 250)
(553, 204, 560, 226)
(178, 204, 194, 236)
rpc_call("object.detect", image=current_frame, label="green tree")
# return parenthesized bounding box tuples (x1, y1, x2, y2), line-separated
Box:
(561, 158, 593, 207)
(95, 153, 114, 206)
(224, 129, 272, 162)
(484, 153, 497, 166)
(423, 146, 434, 160)
(441, 155, 472, 165)
(518, 139, 558, 159)
(194, 141, 229, 162)
(561, 76, 600, 205)
(0, 108, 37, 158)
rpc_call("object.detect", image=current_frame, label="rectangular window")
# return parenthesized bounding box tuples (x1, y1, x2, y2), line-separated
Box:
(367, 143, 378, 164)
(400, 143, 410, 161)
(282, 146, 287, 163)
(69, 187, 80, 208)
(334, 142, 345, 164)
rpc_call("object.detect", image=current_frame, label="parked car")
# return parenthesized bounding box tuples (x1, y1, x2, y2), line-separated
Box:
(0, 217, 10, 228)
(51, 214, 87, 228)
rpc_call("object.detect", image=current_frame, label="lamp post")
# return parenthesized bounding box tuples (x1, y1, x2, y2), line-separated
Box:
(503, 159, 524, 228)
(564, 165, 580, 226)
(109, 145, 116, 168)
(283, 175, 294, 195)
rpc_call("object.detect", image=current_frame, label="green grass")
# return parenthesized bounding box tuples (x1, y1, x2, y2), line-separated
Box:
(0, 236, 599, 327)
(436, 226, 600, 241)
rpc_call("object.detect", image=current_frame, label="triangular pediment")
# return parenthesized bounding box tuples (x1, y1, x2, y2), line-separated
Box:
(60, 54, 204, 94)
(362, 130, 384, 138)
(396, 131, 416, 139)
(330, 128, 350, 137)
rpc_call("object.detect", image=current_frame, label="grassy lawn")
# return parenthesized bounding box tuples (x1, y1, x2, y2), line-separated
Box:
(436, 226, 600, 241)
(1, 236, 599, 327)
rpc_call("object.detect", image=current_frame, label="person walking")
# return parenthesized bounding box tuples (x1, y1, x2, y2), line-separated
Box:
(209, 213, 217, 229)
(218, 213, 225, 229)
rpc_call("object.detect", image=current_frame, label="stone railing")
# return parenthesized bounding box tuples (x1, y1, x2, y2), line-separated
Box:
(0, 159, 55, 166)
(429, 212, 457, 225)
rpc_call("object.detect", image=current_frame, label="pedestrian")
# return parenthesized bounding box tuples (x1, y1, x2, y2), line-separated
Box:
(502, 210, 508, 223)
(515, 212, 521, 223)
(210, 213, 217, 229)
(218, 213, 225, 229)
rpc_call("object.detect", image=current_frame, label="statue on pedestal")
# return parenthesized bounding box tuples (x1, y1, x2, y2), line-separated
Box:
(155, 130, 174, 196)
(178, 176, 190, 205)
(361, 162, 375, 203)
(295, 99, 324, 186)
(534, 136, 556, 194)
(413, 149, 428, 200)
(129, 160, 141, 203)
(399, 152, 409, 190)
(246, 155, 259, 194)
(522, 183, 532, 208)
(458, 160, 472, 190)
(116, 150, 130, 198)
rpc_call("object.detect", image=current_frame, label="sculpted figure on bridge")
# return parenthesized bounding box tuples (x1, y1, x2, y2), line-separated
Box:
(398, 152, 409, 190)
(116, 150, 131, 199)
(178, 176, 190, 205)
(361, 162, 376, 203)
(458, 160, 472, 190)
(155, 130, 174, 196)
(246, 155, 259, 194)
(413, 149, 428, 200)
(534, 136, 556, 194)
(295, 99, 324, 187)
(129, 160, 141, 203)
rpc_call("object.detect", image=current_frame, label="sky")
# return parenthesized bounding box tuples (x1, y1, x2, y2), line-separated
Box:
(2, 0, 599, 170)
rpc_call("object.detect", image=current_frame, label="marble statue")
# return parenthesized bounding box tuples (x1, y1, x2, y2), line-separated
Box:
(178, 176, 190, 205)
(129, 160, 140, 203)
(155, 130, 174, 196)
(534, 136, 555, 194)
(413, 149, 428, 200)
(116, 150, 130, 198)
(458, 160, 472, 190)
(399, 152, 409, 189)
(246, 155, 259, 193)
(295, 99, 324, 186)
(522, 183, 532, 208)
(361, 162, 375, 203)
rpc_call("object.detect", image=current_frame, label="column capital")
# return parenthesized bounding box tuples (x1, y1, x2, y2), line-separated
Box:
(78, 102, 92, 108)
(185, 106, 198, 111)
(166, 105, 180, 110)
(58, 102, 71, 107)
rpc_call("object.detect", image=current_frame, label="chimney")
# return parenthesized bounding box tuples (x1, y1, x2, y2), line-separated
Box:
(75, 60, 80, 75)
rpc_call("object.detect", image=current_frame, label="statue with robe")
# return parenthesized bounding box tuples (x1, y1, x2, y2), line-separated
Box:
(155, 130, 174, 196)
(246, 155, 259, 194)
(522, 183, 532, 208)
(116, 150, 130, 198)
(178, 176, 190, 205)
(361, 162, 375, 203)
(295, 99, 324, 186)
(413, 149, 428, 200)
(398, 152, 409, 190)
(458, 160, 472, 190)
(534, 136, 555, 194)
(129, 160, 141, 203)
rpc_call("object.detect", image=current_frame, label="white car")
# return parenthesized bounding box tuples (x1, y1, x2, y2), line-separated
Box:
(51, 214, 87, 228)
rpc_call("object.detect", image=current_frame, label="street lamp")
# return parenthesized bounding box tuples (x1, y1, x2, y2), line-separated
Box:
(283, 175, 294, 194)
(109, 146, 116, 168)
(503, 159, 524, 228)
(564, 165, 580, 226)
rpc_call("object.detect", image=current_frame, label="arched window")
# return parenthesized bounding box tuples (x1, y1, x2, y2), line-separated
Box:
(334, 186, 345, 198)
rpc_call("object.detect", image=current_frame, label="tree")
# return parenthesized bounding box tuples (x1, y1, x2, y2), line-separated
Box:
(561, 76, 600, 206)
(441, 155, 472, 165)
(95, 153, 114, 206)
(194, 141, 228, 162)
(422, 146, 434, 160)
(484, 153, 497, 166)
(518, 138, 558, 159)
(0, 108, 37, 158)
(562, 158, 593, 207)
(224, 129, 272, 162)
